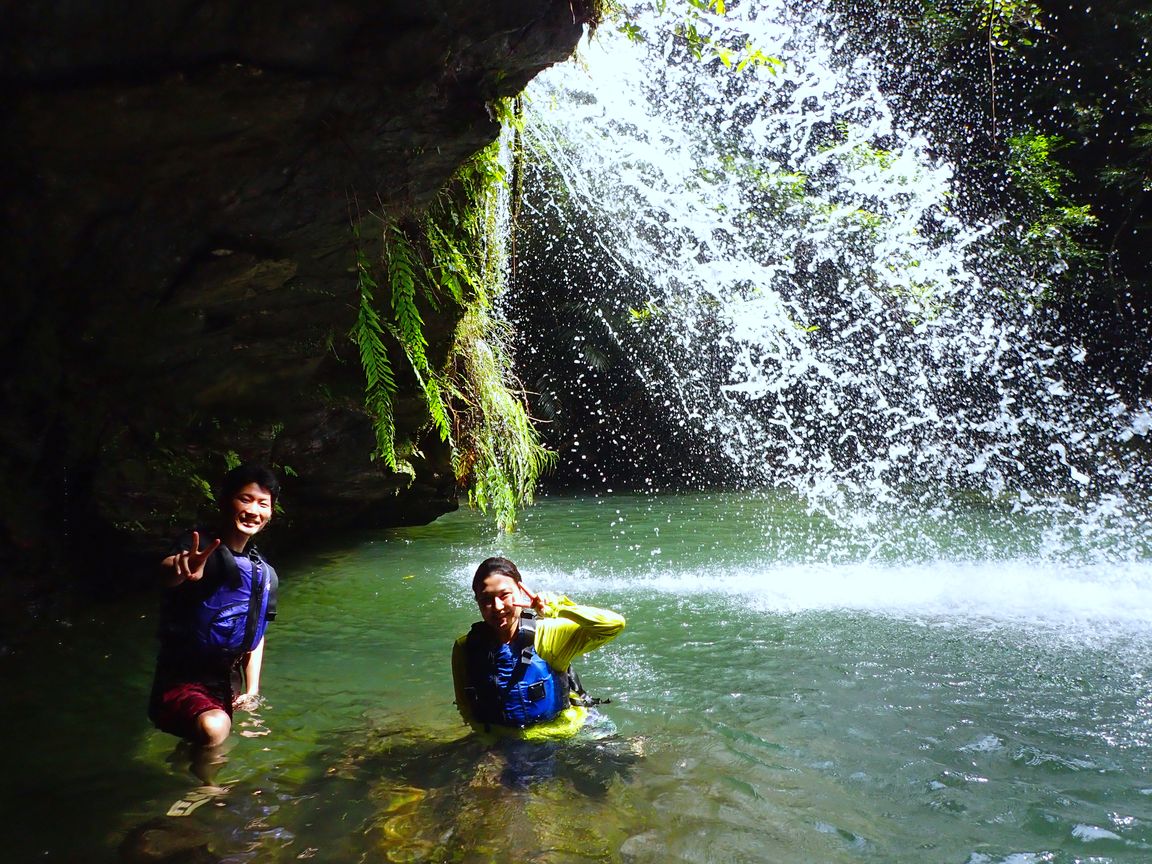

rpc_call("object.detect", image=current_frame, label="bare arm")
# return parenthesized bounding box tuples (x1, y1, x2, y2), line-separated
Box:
(233, 637, 265, 711)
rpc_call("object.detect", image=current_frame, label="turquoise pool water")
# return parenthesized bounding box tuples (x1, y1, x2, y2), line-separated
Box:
(4, 492, 1151, 862)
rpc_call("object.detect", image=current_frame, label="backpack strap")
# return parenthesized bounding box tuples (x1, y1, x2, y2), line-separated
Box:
(240, 547, 268, 654)
(215, 543, 241, 585)
(512, 614, 608, 709)
(516, 615, 537, 664)
(251, 545, 278, 621)
(568, 667, 610, 707)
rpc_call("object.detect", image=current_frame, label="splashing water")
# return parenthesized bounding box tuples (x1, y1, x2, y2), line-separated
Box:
(506, 1, 1152, 558)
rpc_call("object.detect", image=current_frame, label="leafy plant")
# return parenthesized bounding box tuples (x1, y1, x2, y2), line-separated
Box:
(445, 306, 556, 531)
(978, 0, 1043, 48)
(353, 241, 400, 471)
(352, 136, 552, 529)
(917, 0, 1042, 49)
(1006, 131, 1099, 274)
(629, 300, 662, 325)
(431, 142, 555, 530)
(385, 223, 452, 446)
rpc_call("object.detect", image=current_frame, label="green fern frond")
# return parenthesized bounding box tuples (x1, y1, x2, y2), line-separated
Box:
(353, 248, 399, 470)
(385, 224, 430, 372)
(444, 306, 556, 531)
(421, 374, 451, 444)
(349, 119, 551, 528)
(425, 221, 474, 305)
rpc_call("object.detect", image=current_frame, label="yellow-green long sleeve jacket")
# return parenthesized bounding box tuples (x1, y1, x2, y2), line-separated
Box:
(452, 595, 625, 740)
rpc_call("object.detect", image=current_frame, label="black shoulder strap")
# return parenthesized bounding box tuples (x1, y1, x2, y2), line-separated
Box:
(240, 548, 267, 654)
(251, 546, 278, 620)
(215, 544, 241, 586)
(516, 615, 537, 664)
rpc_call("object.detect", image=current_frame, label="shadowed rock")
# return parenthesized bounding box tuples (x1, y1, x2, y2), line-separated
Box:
(0, 1, 587, 587)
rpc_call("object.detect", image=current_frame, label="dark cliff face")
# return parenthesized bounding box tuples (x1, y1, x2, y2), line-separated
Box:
(0, 1, 586, 586)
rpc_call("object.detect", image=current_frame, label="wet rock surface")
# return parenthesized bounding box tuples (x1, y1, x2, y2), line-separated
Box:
(0, 1, 585, 585)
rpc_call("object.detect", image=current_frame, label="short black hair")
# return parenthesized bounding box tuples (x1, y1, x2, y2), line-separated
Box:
(219, 463, 280, 506)
(472, 556, 522, 593)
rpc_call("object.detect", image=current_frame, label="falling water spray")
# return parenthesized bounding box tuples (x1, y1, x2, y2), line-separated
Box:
(504, 0, 1152, 561)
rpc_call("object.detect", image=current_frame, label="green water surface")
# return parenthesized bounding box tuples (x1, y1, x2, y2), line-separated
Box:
(3, 492, 1150, 863)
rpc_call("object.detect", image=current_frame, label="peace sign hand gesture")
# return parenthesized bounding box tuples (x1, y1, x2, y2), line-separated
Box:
(170, 531, 221, 583)
(515, 583, 547, 614)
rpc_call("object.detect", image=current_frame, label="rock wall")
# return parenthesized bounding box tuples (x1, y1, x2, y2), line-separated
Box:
(0, 1, 587, 588)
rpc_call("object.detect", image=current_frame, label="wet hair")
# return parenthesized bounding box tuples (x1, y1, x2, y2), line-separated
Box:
(219, 463, 280, 507)
(472, 556, 522, 593)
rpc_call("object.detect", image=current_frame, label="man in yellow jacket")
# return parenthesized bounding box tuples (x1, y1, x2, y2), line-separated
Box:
(452, 556, 625, 741)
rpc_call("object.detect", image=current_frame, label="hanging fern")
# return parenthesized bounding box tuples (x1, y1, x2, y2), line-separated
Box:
(421, 373, 453, 446)
(445, 306, 556, 532)
(382, 223, 452, 446)
(425, 139, 556, 530)
(385, 224, 430, 374)
(353, 247, 399, 470)
(351, 130, 553, 529)
(425, 221, 473, 307)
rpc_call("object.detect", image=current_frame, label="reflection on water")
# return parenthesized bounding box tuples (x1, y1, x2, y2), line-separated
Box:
(4, 494, 1152, 862)
(316, 716, 642, 863)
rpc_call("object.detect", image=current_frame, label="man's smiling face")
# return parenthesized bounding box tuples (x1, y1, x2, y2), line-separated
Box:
(475, 572, 524, 643)
(224, 482, 273, 549)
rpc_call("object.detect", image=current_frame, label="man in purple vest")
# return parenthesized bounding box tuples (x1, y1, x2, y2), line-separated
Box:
(149, 464, 281, 748)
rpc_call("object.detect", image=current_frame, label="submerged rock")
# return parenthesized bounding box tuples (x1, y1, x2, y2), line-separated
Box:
(119, 817, 217, 864)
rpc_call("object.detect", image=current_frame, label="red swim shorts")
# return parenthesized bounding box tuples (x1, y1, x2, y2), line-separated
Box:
(152, 680, 233, 740)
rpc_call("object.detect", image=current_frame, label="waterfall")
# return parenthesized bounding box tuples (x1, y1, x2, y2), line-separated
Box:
(505, 1, 1152, 560)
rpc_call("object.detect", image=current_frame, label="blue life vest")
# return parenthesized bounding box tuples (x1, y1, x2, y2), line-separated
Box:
(190, 548, 270, 656)
(161, 541, 277, 663)
(463, 616, 572, 728)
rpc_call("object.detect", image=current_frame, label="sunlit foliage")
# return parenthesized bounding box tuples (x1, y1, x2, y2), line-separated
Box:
(353, 136, 553, 529)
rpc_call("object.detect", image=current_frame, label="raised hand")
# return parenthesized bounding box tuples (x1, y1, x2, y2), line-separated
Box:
(515, 583, 546, 613)
(173, 531, 221, 582)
